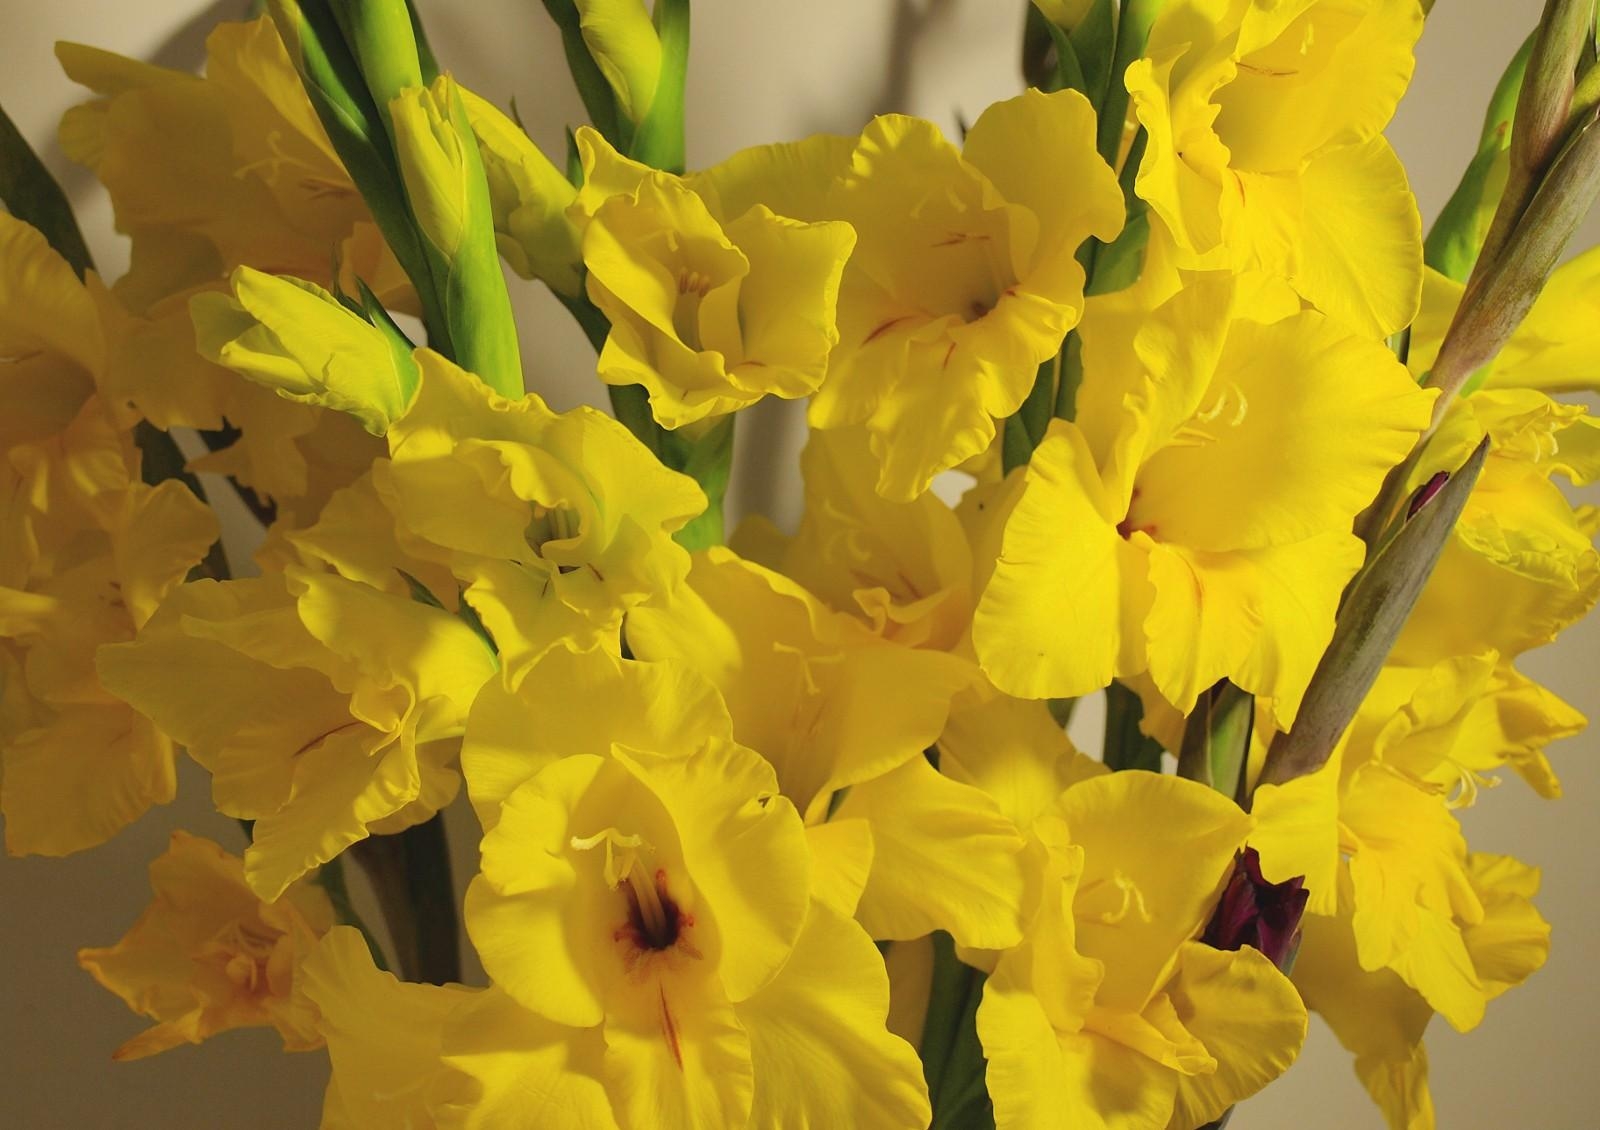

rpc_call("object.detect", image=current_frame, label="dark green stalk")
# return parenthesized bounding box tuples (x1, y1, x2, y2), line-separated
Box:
(1103, 680, 1164, 772)
(348, 813, 460, 984)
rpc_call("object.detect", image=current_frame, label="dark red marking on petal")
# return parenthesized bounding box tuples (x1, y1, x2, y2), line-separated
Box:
(659, 986, 684, 1071)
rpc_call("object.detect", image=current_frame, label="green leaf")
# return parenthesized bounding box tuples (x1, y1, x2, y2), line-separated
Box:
(1095, 0, 1162, 170)
(920, 930, 992, 1127)
(1257, 440, 1489, 789)
(0, 101, 93, 278)
(1001, 358, 1057, 473)
(1067, 0, 1117, 109)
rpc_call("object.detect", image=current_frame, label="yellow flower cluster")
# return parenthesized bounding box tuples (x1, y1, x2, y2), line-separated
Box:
(4, 3, 1598, 1129)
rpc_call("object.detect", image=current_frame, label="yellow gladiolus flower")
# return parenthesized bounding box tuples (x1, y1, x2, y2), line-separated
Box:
(77, 831, 334, 1060)
(976, 771, 1306, 1130)
(460, 644, 929, 1128)
(628, 547, 1027, 948)
(1292, 855, 1548, 1130)
(0, 215, 217, 857)
(96, 569, 498, 900)
(57, 17, 399, 542)
(1128, 0, 1425, 337)
(813, 87, 1123, 500)
(1247, 648, 1561, 1129)
(571, 128, 856, 429)
(372, 350, 705, 679)
(57, 17, 409, 314)
(735, 426, 977, 652)
(973, 274, 1434, 724)
(1396, 388, 1600, 671)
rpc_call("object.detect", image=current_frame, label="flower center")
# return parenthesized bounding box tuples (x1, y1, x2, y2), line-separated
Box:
(1081, 868, 1154, 926)
(570, 828, 700, 963)
(526, 503, 582, 573)
(200, 919, 279, 995)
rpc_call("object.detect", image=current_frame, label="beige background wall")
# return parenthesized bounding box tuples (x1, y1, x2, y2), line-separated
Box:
(2, 1, 1597, 1126)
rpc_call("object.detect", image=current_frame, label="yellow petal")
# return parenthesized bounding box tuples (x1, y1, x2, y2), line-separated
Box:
(1284, 136, 1423, 338)
(939, 691, 1105, 834)
(461, 645, 731, 832)
(961, 87, 1123, 291)
(804, 818, 875, 919)
(626, 548, 973, 822)
(435, 986, 620, 1130)
(1, 705, 175, 857)
(834, 754, 1028, 948)
(1133, 310, 1433, 552)
(1292, 883, 1438, 1130)
(1057, 771, 1254, 1012)
(0, 211, 103, 377)
(973, 419, 1153, 699)
(602, 969, 753, 1130)
(739, 901, 931, 1129)
(300, 926, 476, 1127)
(1165, 942, 1307, 1128)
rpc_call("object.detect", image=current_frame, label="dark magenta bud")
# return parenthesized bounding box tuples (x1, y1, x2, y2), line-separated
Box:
(1406, 471, 1450, 520)
(1201, 847, 1308, 969)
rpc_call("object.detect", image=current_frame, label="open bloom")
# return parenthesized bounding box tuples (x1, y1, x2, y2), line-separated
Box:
(78, 831, 333, 1059)
(973, 273, 1434, 722)
(735, 426, 978, 653)
(374, 351, 705, 679)
(810, 87, 1123, 499)
(97, 569, 497, 900)
(978, 772, 1306, 1130)
(452, 643, 929, 1128)
(57, 16, 400, 536)
(627, 548, 1027, 947)
(1128, 0, 1425, 337)
(572, 128, 856, 429)
(1, 213, 217, 856)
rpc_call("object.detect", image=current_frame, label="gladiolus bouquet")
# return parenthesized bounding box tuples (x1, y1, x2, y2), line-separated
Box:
(4, 0, 1599, 1127)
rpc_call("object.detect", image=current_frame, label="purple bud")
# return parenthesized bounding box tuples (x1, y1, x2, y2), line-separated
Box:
(1406, 471, 1450, 520)
(1200, 848, 1309, 969)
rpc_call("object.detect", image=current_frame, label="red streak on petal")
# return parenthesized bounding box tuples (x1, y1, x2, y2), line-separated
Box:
(659, 986, 684, 1071)
(862, 315, 914, 346)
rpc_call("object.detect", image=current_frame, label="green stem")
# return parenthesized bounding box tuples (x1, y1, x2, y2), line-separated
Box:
(348, 812, 460, 984)
(314, 853, 391, 973)
(918, 932, 970, 1102)
(1103, 680, 1164, 772)
(400, 812, 460, 985)
(1094, 0, 1161, 172)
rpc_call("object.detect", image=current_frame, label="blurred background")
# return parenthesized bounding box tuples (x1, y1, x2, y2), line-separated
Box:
(1, 1, 1596, 1126)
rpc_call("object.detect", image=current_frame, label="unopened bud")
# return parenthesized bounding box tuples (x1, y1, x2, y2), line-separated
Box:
(1201, 848, 1308, 969)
